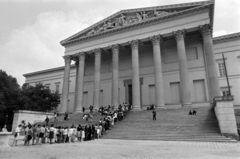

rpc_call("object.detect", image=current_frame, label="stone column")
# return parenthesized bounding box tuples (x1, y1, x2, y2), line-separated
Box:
(73, 60, 79, 111)
(199, 24, 221, 102)
(93, 48, 101, 110)
(75, 52, 85, 112)
(110, 44, 119, 107)
(61, 55, 71, 113)
(150, 35, 165, 108)
(173, 30, 191, 107)
(129, 40, 141, 110)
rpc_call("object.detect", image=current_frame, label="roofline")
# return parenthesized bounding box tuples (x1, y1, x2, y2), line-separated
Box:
(121, 1, 211, 12)
(60, 1, 213, 46)
(213, 32, 240, 44)
(23, 65, 76, 77)
(61, 4, 213, 46)
(24, 32, 240, 78)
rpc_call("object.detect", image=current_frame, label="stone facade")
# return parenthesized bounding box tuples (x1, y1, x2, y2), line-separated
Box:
(23, 1, 240, 115)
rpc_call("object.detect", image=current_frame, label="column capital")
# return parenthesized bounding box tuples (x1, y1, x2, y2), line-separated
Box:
(199, 24, 212, 36)
(129, 40, 139, 50)
(109, 44, 119, 53)
(63, 55, 71, 64)
(78, 52, 85, 61)
(93, 48, 102, 56)
(150, 35, 162, 45)
(173, 29, 186, 40)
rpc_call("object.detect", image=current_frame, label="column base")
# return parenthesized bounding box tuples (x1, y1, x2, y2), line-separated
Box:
(155, 105, 166, 109)
(74, 110, 83, 113)
(131, 106, 142, 111)
(182, 103, 192, 108)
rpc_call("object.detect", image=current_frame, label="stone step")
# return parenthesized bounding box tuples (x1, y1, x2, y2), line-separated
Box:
(102, 137, 236, 143)
(98, 107, 228, 142)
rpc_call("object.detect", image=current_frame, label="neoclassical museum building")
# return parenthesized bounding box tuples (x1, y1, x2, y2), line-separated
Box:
(23, 1, 240, 113)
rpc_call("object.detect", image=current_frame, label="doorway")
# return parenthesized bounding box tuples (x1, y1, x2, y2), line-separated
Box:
(128, 85, 132, 105)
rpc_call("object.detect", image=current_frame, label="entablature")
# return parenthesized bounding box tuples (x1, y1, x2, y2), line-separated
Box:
(60, 1, 214, 47)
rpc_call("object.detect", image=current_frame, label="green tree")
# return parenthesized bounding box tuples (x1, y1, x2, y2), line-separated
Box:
(0, 70, 21, 131)
(20, 83, 60, 112)
(0, 70, 60, 131)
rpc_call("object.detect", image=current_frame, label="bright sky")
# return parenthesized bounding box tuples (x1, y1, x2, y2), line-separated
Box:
(0, 0, 239, 86)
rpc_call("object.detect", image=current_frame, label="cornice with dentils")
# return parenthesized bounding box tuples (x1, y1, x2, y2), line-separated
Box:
(213, 32, 240, 44)
(60, 3, 213, 47)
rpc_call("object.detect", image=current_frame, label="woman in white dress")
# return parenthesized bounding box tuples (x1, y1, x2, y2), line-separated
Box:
(12, 124, 22, 146)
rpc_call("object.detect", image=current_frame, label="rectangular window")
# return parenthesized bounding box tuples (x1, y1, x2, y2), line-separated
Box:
(193, 79, 206, 102)
(56, 84, 60, 92)
(149, 85, 155, 105)
(170, 82, 180, 104)
(186, 47, 198, 60)
(218, 62, 226, 77)
(222, 90, 230, 96)
(220, 87, 231, 96)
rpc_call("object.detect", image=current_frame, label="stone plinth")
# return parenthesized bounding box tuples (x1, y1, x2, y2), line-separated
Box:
(0, 132, 12, 148)
(214, 96, 239, 140)
(12, 110, 54, 133)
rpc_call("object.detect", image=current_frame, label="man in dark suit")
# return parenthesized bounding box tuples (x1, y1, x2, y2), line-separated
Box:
(152, 109, 156, 121)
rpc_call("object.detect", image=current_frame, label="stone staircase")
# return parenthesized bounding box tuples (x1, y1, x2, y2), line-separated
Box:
(37, 111, 104, 127)
(102, 107, 236, 142)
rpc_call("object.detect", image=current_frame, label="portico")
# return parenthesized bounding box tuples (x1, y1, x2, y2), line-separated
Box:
(59, 1, 221, 113)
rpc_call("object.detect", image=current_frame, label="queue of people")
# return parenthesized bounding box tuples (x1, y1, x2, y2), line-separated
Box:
(11, 102, 131, 147)
(12, 123, 104, 146)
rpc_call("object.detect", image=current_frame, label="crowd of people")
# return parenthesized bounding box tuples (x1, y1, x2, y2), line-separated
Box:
(11, 102, 131, 147)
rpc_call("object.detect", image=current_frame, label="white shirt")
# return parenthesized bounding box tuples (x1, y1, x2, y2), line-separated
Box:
(68, 128, 73, 135)
(50, 127, 55, 132)
(15, 127, 20, 137)
(15, 127, 20, 133)
(82, 131, 85, 138)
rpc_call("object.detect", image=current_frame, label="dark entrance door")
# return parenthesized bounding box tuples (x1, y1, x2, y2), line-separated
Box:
(128, 85, 132, 105)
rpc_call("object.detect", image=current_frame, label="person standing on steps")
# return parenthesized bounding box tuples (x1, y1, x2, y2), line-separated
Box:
(89, 105, 93, 113)
(152, 109, 156, 121)
(45, 116, 49, 126)
(54, 111, 58, 123)
(82, 106, 85, 113)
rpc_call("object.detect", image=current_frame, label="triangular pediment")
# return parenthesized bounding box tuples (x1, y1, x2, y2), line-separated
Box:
(60, 1, 213, 46)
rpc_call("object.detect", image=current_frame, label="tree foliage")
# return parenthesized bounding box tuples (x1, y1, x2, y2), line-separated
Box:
(20, 83, 60, 112)
(0, 70, 60, 131)
(0, 70, 21, 131)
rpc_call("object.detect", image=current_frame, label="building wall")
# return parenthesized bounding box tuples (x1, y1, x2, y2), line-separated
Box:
(25, 34, 213, 111)
(24, 36, 240, 111)
(214, 38, 240, 107)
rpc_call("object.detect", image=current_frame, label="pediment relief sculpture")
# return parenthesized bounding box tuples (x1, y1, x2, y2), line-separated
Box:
(85, 9, 178, 37)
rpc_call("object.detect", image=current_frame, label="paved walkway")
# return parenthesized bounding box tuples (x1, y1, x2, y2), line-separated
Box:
(1, 139, 240, 159)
